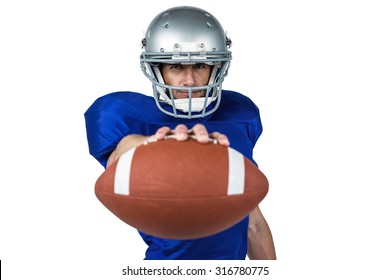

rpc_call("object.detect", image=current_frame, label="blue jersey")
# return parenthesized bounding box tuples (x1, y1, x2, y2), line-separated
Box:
(84, 90, 263, 259)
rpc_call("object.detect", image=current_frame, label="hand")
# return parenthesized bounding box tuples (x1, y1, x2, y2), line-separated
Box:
(107, 134, 149, 167)
(107, 124, 230, 167)
(154, 124, 230, 146)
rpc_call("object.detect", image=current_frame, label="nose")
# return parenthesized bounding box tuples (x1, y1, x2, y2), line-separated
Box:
(183, 68, 195, 86)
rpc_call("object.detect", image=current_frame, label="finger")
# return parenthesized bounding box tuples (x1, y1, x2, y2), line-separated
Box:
(210, 132, 230, 146)
(155, 126, 171, 140)
(192, 124, 210, 143)
(174, 124, 189, 141)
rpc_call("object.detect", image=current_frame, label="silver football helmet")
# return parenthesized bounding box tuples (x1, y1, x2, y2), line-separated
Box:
(140, 6, 232, 118)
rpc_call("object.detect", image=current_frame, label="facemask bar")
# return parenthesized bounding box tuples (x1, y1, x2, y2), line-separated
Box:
(151, 82, 221, 118)
(140, 51, 231, 118)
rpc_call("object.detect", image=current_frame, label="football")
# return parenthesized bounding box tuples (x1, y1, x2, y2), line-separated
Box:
(95, 137, 269, 239)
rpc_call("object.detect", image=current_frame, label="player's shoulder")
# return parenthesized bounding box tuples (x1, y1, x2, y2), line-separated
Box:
(89, 91, 153, 108)
(86, 91, 155, 116)
(218, 90, 260, 118)
(222, 89, 256, 106)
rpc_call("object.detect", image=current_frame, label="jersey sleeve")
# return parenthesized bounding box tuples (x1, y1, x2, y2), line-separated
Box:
(84, 92, 147, 167)
(249, 104, 263, 147)
(221, 90, 263, 147)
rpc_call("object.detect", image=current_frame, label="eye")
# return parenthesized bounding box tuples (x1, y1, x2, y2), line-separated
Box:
(194, 63, 208, 69)
(169, 64, 183, 70)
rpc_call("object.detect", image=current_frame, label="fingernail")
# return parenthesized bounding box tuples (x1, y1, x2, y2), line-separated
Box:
(221, 138, 230, 146)
(176, 132, 187, 141)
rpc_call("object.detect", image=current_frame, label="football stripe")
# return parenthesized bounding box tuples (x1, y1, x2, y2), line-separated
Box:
(114, 147, 136, 195)
(227, 147, 245, 195)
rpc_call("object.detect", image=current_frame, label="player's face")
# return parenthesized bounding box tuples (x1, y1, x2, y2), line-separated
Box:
(160, 63, 212, 99)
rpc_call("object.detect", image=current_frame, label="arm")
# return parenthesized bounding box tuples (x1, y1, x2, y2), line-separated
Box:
(247, 206, 277, 260)
(107, 134, 148, 167)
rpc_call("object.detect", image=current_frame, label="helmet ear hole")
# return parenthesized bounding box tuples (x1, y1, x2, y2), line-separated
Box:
(226, 37, 232, 48)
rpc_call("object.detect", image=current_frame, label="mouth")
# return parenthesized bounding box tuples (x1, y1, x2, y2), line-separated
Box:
(175, 90, 205, 99)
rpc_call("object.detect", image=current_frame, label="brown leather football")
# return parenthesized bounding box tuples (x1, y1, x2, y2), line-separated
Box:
(95, 137, 269, 239)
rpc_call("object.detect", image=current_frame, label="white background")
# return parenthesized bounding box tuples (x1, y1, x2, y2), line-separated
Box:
(1, 0, 389, 279)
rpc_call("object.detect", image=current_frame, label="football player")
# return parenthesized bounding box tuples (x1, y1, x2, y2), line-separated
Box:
(85, 6, 276, 260)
